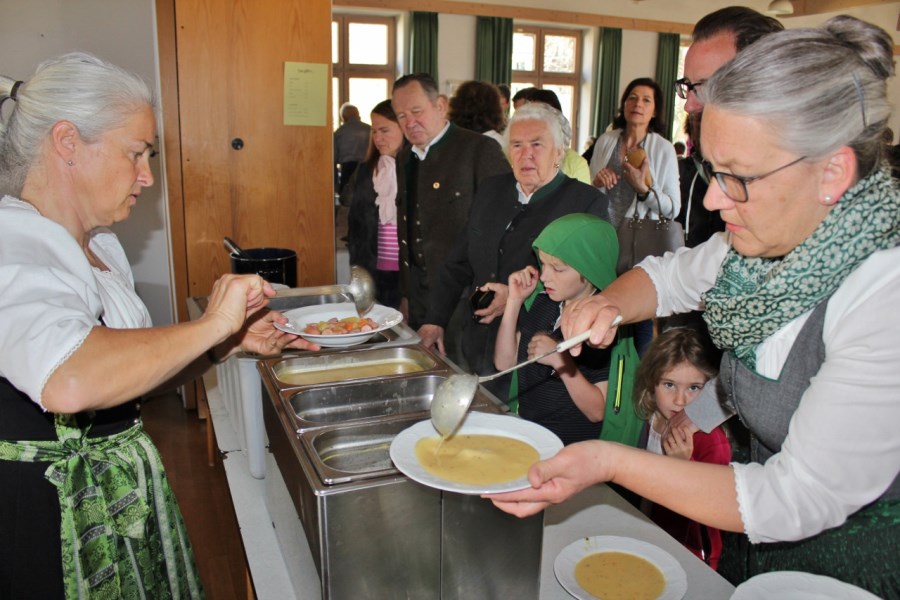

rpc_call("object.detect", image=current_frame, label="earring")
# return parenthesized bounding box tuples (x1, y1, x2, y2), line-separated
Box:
(66, 160, 74, 166)
(824, 195, 834, 204)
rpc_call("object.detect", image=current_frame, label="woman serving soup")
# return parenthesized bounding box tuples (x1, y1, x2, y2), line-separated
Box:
(0, 52, 315, 598)
(488, 16, 900, 596)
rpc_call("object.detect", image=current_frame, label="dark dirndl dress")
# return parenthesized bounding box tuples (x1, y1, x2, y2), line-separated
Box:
(716, 300, 900, 598)
(0, 378, 204, 599)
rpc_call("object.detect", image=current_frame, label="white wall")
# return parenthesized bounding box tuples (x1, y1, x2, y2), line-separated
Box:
(0, 0, 174, 326)
(438, 14, 477, 94)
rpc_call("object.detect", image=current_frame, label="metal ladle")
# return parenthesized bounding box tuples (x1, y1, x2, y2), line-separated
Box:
(223, 236, 249, 259)
(347, 265, 376, 317)
(430, 315, 623, 438)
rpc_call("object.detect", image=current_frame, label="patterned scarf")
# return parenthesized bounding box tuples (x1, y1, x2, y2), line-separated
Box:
(703, 168, 900, 370)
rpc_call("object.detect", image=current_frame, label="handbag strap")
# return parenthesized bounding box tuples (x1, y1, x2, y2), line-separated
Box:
(644, 187, 676, 221)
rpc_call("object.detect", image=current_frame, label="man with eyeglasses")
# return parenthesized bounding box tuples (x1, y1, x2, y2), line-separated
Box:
(663, 7, 782, 453)
(675, 7, 783, 248)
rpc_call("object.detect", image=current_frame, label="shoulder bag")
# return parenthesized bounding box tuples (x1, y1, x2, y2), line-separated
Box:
(616, 188, 685, 275)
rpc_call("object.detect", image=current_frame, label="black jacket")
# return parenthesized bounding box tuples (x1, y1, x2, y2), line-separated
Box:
(344, 162, 379, 275)
(424, 171, 609, 375)
(396, 123, 512, 327)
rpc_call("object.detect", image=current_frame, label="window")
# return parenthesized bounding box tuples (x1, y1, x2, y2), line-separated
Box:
(671, 42, 690, 147)
(332, 15, 396, 130)
(511, 26, 581, 145)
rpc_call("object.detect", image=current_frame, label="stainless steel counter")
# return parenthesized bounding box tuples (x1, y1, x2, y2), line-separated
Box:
(199, 363, 735, 599)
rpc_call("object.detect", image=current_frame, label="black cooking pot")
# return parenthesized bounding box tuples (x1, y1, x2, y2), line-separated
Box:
(230, 247, 297, 288)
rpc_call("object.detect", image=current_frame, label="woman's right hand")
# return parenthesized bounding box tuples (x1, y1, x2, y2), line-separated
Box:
(484, 440, 616, 517)
(592, 167, 619, 189)
(202, 274, 274, 340)
(559, 294, 622, 357)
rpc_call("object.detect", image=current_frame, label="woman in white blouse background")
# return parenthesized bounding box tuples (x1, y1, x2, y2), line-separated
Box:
(488, 17, 900, 597)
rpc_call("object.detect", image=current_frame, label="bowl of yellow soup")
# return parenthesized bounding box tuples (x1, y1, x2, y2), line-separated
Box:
(389, 412, 563, 495)
(554, 535, 687, 600)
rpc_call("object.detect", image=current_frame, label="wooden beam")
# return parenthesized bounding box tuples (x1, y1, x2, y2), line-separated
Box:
(788, 0, 897, 17)
(333, 0, 693, 34)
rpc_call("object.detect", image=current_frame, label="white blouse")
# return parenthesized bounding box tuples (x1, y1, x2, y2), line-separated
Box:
(638, 233, 900, 544)
(0, 196, 151, 408)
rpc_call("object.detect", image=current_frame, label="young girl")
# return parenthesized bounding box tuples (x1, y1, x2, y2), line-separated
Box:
(493, 213, 643, 447)
(634, 327, 731, 569)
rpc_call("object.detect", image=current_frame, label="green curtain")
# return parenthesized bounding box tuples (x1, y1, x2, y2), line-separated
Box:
(410, 12, 439, 81)
(475, 16, 513, 85)
(593, 27, 621, 137)
(655, 32, 680, 142)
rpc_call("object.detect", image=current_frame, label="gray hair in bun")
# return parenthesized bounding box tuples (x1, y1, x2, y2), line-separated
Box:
(0, 52, 155, 196)
(699, 15, 894, 178)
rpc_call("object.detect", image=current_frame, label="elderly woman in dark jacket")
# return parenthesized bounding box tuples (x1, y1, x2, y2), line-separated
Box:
(343, 99, 409, 308)
(418, 103, 609, 397)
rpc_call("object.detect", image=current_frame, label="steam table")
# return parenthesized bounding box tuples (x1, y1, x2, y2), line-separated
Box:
(199, 364, 734, 599)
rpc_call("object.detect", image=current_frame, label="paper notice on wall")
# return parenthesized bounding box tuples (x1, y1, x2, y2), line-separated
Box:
(283, 62, 327, 126)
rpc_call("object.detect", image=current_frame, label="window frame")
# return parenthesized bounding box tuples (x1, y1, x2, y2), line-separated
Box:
(511, 24, 582, 145)
(332, 14, 397, 130)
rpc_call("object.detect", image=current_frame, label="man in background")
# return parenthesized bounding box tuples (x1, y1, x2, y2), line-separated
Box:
(333, 103, 371, 193)
(391, 73, 510, 367)
(675, 6, 783, 248)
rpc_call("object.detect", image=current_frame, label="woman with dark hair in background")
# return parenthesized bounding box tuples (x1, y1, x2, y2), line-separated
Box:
(344, 99, 409, 308)
(589, 77, 680, 230)
(588, 78, 680, 354)
(447, 80, 506, 147)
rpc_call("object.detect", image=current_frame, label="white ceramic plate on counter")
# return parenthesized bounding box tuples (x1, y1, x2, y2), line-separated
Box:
(389, 412, 562, 495)
(275, 302, 403, 347)
(554, 535, 687, 600)
(731, 571, 881, 600)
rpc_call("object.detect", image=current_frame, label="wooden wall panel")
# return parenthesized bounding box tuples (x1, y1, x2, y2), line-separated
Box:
(173, 0, 334, 297)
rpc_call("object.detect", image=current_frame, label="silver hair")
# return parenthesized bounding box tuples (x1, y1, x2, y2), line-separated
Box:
(505, 102, 571, 150)
(698, 15, 894, 178)
(0, 51, 155, 196)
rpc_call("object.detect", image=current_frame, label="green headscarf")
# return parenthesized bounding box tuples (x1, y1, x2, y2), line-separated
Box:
(511, 213, 644, 447)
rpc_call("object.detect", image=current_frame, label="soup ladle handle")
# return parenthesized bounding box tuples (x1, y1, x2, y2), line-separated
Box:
(479, 316, 623, 383)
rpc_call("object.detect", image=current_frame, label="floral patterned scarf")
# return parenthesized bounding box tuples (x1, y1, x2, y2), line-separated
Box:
(703, 168, 900, 370)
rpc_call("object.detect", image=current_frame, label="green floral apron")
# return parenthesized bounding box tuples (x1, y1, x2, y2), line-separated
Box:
(0, 413, 204, 599)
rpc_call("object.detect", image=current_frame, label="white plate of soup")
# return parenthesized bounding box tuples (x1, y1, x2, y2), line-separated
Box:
(275, 302, 403, 347)
(389, 412, 563, 495)
(554, 535, 687, 600)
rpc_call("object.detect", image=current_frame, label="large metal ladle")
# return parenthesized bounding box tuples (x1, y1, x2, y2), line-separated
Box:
(430, 316, 623, 438)
(347, 265, 376, 317)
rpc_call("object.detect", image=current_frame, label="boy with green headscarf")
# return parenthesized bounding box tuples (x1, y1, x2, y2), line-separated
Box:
(494, 213, 644, 446)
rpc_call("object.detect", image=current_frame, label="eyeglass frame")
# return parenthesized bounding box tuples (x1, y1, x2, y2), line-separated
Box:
(674, 77, 705, 100)
(701, 155, 808, 203)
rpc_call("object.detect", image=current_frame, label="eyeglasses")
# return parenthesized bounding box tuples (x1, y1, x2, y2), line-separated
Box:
(674, 78, 705, 100)
(701, 156, 808, 203)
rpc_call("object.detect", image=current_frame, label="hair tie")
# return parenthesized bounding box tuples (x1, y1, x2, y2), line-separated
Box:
(851, 73, 867, 129)
(0, 80, 23, 113)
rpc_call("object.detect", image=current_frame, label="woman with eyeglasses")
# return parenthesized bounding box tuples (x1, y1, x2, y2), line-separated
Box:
(487, 16, 900, 596)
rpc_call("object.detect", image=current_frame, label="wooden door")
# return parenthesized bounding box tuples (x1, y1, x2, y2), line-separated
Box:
(159, 0, 334, 302)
